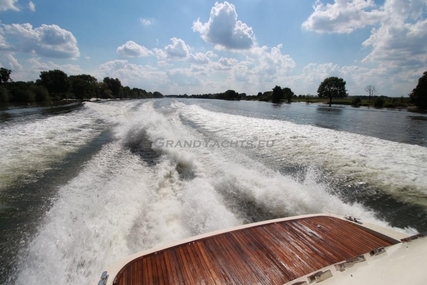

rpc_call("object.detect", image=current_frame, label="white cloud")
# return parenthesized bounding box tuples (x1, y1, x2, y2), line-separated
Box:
(302, 0, 384, 34)
(28, 1, 35, 11)
(165, 37, 190, 58)
(28, 57, 82, 74)
(140, 18, 152, 26)
(166, 68, 201, 87)
(152, 38, 212, 65)
(0, 52, 22, 71)
(192, 1, 256, 50)
(97, 59, 168, 89)
(302, 0, 427, 96)
(189, 52, 210, 64)
(117, 41, 152, 57)
(212, 57, 238, 71)
(0, 23, 80, 58)
(362, 0, 427, 69)
(0, 0, 19, 11)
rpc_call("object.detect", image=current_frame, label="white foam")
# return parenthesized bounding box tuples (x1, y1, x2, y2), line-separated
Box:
(0, 105, 106, 191)
(180, 103, 427, 207)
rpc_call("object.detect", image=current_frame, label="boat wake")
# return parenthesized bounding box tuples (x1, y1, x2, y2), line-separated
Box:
(11, 100, 424, 285)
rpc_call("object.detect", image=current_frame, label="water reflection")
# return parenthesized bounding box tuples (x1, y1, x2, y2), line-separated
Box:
(314, 106, 343, 130)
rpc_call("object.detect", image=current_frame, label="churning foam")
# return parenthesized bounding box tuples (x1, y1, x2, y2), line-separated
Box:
(0, 105, 106, 192)
(180, 103, 427, 207)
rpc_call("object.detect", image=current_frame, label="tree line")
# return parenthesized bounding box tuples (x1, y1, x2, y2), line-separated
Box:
(246, 73, 426, 110)
(167, 89, 244, 100)
(0, 67, 163, 103)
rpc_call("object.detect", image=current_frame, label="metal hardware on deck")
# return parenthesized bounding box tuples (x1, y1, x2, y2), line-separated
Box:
(344, 216, 362, 224)
(98, 271, 109, 285)
(334, 255, 366, 272)
(370, 247, 386, 256)
(401, 233, 425, 243)
(308, 270, 333, 283)
(290, 281, 308, 285)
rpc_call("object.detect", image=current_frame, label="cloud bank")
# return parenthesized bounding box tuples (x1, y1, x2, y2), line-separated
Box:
(0, 23, 80, 58)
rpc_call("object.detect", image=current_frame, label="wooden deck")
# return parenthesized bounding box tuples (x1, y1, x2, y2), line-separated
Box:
(113, 216, 397, 285)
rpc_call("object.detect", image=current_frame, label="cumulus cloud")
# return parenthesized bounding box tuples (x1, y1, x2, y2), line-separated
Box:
(302, 0, 384, 33)
(28, 57, 82, 74)
(0, 23, 80, 58)
(362, 0, 427, 69)
(97, 59, 168, 89)
(0, 0, 19, 11)
(0, 52, 22, 70)
(166, 68, 201, 87)
(28, 1, 35, 11)
(189, 52, 210, 64)
(117, 41, 152, 57)
(152, 38, 212, 66)
(192, 1, 255, 50)
(212, 57, 238, 71)
(303, 0, 427, 92)
(250, 45, 296, 75)
(165, 37, 190, 58)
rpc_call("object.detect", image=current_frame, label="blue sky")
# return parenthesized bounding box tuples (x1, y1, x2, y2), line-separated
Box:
(1, 0, 426, 96)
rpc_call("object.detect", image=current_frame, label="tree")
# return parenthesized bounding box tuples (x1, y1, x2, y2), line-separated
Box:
(153, 91, 164, 98)
(364, 85, 376, 104)
(98, 82, 113, 99)
(103, 77, 122, 98)
(317, 77, 347, 107)
(272, 85, 283, 103)
(70, 74, 98, 100)
(39, 69, 71, 99)
(0, 85, 9, 102)
(283, 87, 294, 103)
(374, 97, 385, 108)
(0, 67, 12, 84)
(410, 71, 427, 110)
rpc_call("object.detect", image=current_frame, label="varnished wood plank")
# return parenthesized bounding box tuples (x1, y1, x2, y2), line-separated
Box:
(195, 239, 224, 284)
(163, 249, 185, 285)
(113, 216, 397, 285)
(231, 226, 289, 284)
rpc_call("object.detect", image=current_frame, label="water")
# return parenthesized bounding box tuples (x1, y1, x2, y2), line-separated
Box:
(1, 99, 426, 284)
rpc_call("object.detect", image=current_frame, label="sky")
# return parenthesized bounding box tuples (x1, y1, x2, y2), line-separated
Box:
(0, 0, 426, 96)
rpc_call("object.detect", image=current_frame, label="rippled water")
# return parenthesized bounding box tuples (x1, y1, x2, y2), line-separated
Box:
(0, 99, 426, 284)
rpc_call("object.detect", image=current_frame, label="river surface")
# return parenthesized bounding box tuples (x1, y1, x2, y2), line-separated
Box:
(1, 99, 427, 284)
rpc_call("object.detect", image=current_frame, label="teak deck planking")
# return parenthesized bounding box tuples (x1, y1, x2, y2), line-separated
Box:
(113, 216, 397, 285)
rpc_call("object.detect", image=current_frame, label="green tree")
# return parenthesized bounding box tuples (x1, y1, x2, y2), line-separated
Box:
(272, 85, 283, 103)
(70, 74, 98, 100)
(103, 77, 122, 98)
(0, 67, 12, 85)
(8, 82, 35, 102)
(374, 97, 385, 108)
(153, 91, 164, 98)
(39, 69, 71, 99)
(410, 71, 427, 110)
(32, 85, 50, 102)
(98, 82, 113, 99)
(283, 87, 294, 103)
(351, 97, 361, 107)
(0, 85, 9, 102)
(317, 77, 347, 107)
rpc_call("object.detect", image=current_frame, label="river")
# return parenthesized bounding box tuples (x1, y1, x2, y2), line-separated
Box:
(1, 99, 426, 284)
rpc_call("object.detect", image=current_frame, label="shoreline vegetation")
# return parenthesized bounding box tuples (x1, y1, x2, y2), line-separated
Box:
(165, 92, 425, 113)
(1, 67, 426, 113)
